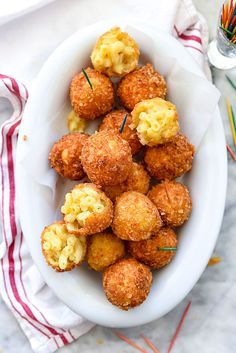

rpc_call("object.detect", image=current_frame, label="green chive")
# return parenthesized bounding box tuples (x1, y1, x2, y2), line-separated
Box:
(226, 74, 236, 91)
(231, 105, 236, 132)
(158, 247, 177, 251)
(119, 114, 128, 134)
(82, 68, 93, 90)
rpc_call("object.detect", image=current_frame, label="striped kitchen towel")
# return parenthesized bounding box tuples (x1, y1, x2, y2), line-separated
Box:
(0, 75, 94, 353)
(0, 1, 210, 352)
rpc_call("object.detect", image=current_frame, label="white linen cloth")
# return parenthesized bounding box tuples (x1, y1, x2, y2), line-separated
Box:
(0, 0, 55, 26)
(0, 0, 211, 352)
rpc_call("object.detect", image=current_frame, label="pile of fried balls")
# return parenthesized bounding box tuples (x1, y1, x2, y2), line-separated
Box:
(41, 27, 195, 310)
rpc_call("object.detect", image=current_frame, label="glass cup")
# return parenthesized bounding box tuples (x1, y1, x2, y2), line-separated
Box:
(217, 1, 236, 57)
(217, 24, 236, 57)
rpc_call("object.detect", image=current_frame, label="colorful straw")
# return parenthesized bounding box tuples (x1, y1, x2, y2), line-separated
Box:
(221, 0, 236, 42)
(115, 303, 192, 353)
(167, 301, 192, 353)
(114, 331, 149, 353)
(226, 74, 236, 90)
(226, 98, 236, 146)
(227, 144, 236, 160)
(141, 335, 161, 353)
(208, 257, 221, 266)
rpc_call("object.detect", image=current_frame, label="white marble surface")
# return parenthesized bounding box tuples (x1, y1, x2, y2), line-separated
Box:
(1, 0, 236, 352)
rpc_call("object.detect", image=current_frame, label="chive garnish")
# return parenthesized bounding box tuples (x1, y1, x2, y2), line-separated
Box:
(119, 114, 128, 134)
(82, 68, 93, 90)
(158, 247, 177, 251)
(231, 105, 236, 132)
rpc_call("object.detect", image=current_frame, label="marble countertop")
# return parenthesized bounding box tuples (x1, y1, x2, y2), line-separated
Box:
(1, 0, 236, 352)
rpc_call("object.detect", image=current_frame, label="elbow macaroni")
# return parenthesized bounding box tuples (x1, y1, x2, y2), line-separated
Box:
(67, 110, 87, 133)
(61, 185, 106, 230)
(41, 222, 86, 271)
(132, 98, 180, 146)
(91, 27, 139, 77)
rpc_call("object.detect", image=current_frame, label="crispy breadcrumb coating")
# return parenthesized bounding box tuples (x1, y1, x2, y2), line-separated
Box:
(87, 232, 125, 271)
(99, 109, 142, 155)
(91, 27, 139, 77)
(41, 221, 87, 272)
(103, 182, 127, 203)
(131, 97, 179, 146)
(144, 134, 195, 180)
(117, 64, 167, 110)
(127, 227, 177, 269)
(148, 181, 192, 227)
(112, 191, 162, 241)
(103, 162, 150, 201)
(70, 67, 114, 120)
(81, 130, 132, 187)
(103, 258, 152, 310)
(49, 133, 89, 180)
(61, 183, 113, 236)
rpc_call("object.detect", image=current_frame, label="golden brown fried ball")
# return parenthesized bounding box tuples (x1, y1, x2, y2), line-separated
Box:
(70, 67, 114, 120)
(103, 258, 152, 310)
(81, 130, 132, 187)
(87, 231, 125, 271)
(103, 182, 127, 203)
(61, 183, 113, 236)
(144, 134, 195, 180)
(104, 162, 150, 201)
(148, 181, 192, 227)
(41, 221, 87, 272)
(99, 109, 142, 155)
(91, 27, 140, 77)
(117, 64, 167, 111)
(127, 227, 177, 269)
(49, 133, 89, 180)
(131, 97, 179, 146)
(112, 191, 162, 241)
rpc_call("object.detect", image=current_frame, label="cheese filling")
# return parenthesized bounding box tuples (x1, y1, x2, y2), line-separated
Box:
(91, 27, 139, 76)
(61, 187, 105, 228)
(133, 98, 179, 145)
(42, 223, 86, 270)
(67, 110, 87, 133)
(95, 41, 135, 74)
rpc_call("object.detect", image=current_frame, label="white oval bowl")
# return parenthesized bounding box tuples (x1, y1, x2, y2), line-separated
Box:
(16, 20, 227, 327)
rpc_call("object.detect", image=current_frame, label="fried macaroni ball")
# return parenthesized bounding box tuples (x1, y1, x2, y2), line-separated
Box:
(144, 134, 195, 180)
(81, 130, 132, 187)
(70, 67, 114, 120)
(99, 109, 142, 155)
(117, 64, 167, 111)
(91, 27, 140, 77)
(49, 133, 89, 180)
(104, 162, 150, 201)
(127, 227, 177, 269)
(148, 181, 192, 227)
(131, 97, 180, 146)
(103, 258, 152, 310)
(41, 221, 87, 272)
(67, 110, 87, 133)
(112, 191, 162, 241)
(87, 231, 125, 271)
(61, 183, 113, 236)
